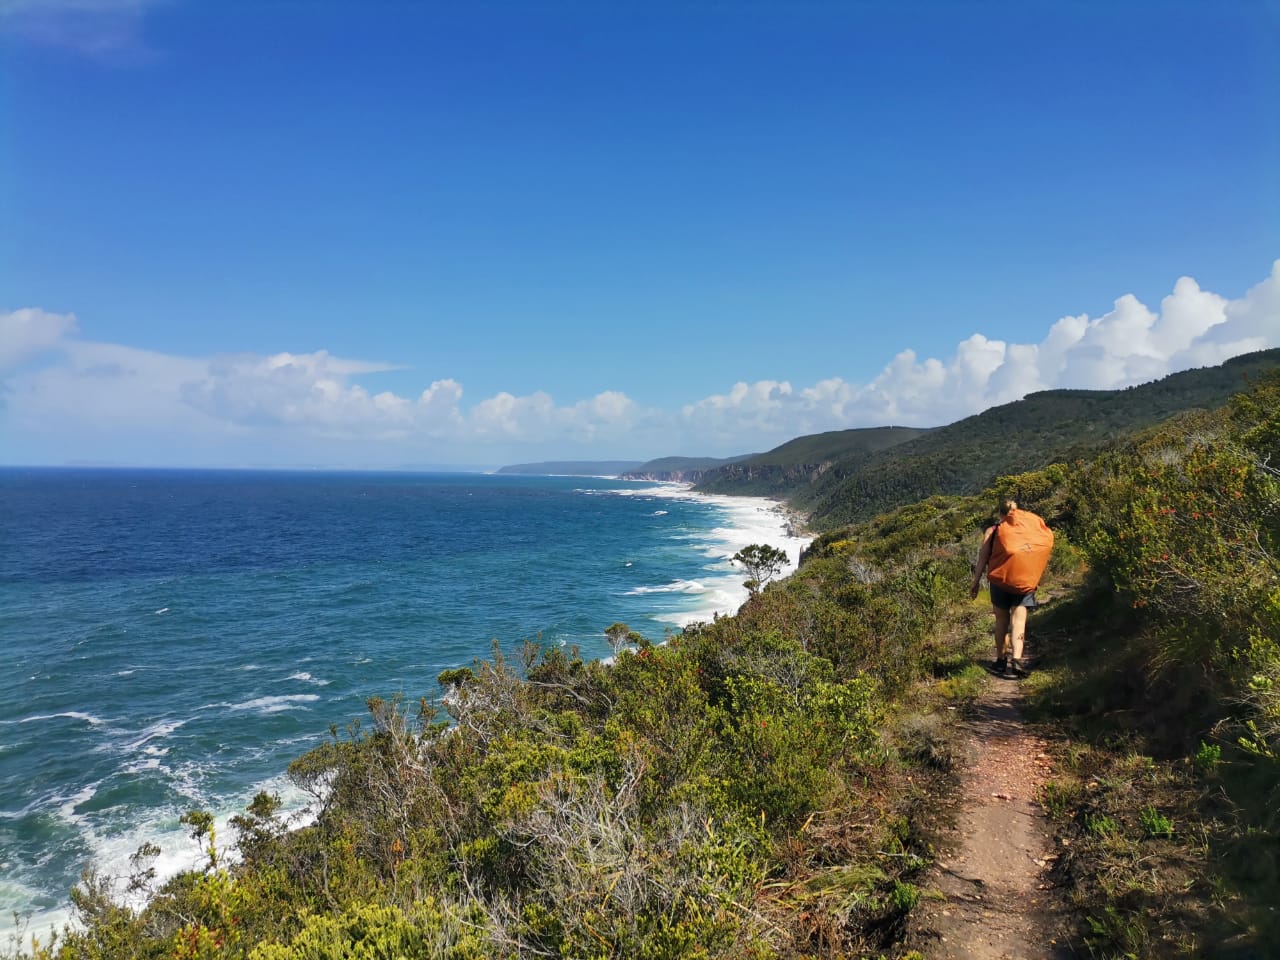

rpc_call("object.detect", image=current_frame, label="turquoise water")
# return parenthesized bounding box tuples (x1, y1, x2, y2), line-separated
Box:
(0, 468, 804, 937)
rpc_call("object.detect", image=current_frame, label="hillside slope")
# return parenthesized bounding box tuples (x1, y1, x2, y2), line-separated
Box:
(23, 374, 1279, 960)
(702, 348, 1280, 528)
(694, 425, 929, 497)
(620, 454, 756, 483)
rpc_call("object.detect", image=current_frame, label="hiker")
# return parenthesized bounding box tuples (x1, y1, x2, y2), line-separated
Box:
(969, 499, 1054, 677)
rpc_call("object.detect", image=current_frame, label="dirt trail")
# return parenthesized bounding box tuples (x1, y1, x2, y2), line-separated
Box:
(908, 668, 1076, 959)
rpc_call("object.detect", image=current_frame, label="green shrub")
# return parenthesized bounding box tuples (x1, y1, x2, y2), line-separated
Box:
(1066, 377, 1280, 765)
(1138, 805, 1174, 839)
(249, 900, 490, 960)
(1193, 740, 1222, 774)
(1040, 779, 1083, 820)
(1085, 812, 1118, 838)
(1084, 904, 1149, 959)
(888, 879, 920, 913)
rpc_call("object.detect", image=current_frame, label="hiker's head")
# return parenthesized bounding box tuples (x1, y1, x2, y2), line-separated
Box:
(1000, 499, 1018, 517)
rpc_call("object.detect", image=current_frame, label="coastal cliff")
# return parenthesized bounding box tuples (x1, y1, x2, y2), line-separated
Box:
(30, 373, 1280, 960)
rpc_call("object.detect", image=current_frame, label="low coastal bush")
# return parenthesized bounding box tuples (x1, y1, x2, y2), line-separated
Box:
(1024, 374, 1280, 955)
(30, 377, 1280, 958)
(22, 513, 980, 960)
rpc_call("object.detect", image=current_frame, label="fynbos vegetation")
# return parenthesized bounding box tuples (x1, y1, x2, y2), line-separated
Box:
(1022, 373, 1280, 957)
(12, 372, 1280, 959)
(19, 527, 973, 959)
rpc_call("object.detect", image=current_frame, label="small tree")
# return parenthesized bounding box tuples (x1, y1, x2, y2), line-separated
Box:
(733, 543, 789, 597)
(605, 622, 635, 656)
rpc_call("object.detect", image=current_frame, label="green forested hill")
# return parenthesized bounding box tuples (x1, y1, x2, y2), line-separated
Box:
(701, 349, 1280, 528)
(620, 453, 756, 482)
(693, 425, 929, 497)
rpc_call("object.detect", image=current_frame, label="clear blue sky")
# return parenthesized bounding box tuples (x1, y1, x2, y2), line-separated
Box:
(2, 0, 1278, 468)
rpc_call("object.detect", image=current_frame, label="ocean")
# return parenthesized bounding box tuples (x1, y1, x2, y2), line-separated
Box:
(0, 467, 807, 941)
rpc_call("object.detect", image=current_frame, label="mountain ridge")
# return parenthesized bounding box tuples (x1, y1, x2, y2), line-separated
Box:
(495, 351, 1280, 520)
(699, 348, 1280, 528)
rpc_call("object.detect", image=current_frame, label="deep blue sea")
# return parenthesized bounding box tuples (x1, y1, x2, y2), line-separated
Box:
(0, 467, 806, 939)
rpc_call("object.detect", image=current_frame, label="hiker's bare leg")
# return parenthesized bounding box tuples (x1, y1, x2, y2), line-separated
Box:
(993, 608, 1011, 660)
(1009, 605, 1027, 661)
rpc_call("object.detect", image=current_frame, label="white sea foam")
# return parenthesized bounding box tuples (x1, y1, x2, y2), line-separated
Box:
(153, 607, 169, 615)
(121, 755, 166, 774)
(651, 510, 669, 516)
(55, 784, 102, 827)
(285, 671, 330, 686)
(624, 579, 708, 596)
(0, 878, 74, 952)
(1, 772, 321, 949)
(90, 718, 185, 758)
(591, 482, 811, 628)
(228, 694, 320, 714)
(18, 711, 108, 727)
(274, 732, 329, 747)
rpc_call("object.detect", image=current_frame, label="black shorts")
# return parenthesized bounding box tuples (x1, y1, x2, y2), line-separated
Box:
(990, 583, 1036, 610)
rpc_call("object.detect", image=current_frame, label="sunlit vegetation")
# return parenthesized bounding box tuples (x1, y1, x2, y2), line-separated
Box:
(701, 348, 1280, 530)
(1024, 373, 1280, 957)
(18, 517, 983, 959)
(11, 370, 1280, 959)
(695, 426, 928, 499)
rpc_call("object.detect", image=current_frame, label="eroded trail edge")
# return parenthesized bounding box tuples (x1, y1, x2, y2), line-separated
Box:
(908, 673, 1076, 959)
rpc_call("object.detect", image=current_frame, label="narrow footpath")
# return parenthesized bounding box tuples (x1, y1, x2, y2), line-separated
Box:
(907, 666, 1077, 959)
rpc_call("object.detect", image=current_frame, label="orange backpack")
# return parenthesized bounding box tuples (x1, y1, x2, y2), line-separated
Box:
(987, 508, 1054, 594)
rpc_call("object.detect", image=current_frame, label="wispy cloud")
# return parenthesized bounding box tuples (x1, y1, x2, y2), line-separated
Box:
(2, 261, 1278, 465)
(1, 0, 168, 64)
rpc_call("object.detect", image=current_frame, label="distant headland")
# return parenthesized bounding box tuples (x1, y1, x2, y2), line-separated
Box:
(496, 454, 755, 483)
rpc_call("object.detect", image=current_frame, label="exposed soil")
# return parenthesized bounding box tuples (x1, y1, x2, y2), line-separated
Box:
(907, 662, 1078, 959)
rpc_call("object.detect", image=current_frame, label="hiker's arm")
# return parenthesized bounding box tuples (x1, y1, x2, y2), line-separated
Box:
(970, 527, 995, 599)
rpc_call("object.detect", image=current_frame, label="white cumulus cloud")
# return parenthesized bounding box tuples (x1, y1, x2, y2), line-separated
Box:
(2, 260, 1277, 465)
(675, 259, 1280, 449)
(180, 351, 408, 435)
(0, 308, 79, 373)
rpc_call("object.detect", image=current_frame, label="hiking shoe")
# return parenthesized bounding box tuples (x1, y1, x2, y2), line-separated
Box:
(990, 656, 1008, 676)
(1010, 658, 1028, 678)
